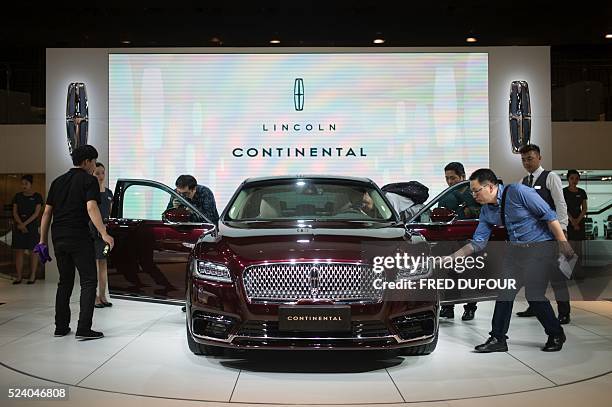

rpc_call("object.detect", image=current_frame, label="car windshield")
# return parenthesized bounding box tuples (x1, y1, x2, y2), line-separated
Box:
(226, 179, 395, 222)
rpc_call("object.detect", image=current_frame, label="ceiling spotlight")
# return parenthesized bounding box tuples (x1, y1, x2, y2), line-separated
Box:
(466, 37, 477, 43)
(270, 39, 281, 44)
(373, 38, 385, 44)
(120, 40, 131, 45)
(605, 33, 612, 39)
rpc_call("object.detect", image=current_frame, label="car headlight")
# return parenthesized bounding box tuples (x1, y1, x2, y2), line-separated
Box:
(193, 260, 232, 283)
(395, 260, 432, 281)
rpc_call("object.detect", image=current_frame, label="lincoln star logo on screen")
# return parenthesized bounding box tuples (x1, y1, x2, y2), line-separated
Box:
(294, 78, 304, 111)
(108, 53, 490, 206)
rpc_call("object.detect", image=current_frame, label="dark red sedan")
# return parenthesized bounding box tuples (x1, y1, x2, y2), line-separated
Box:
(107, 176, 439, 356)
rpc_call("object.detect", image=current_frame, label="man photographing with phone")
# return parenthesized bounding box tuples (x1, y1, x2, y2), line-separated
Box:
(38, 145, 114, 340)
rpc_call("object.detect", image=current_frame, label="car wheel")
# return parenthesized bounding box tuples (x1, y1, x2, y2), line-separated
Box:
(400, 332, 438, 356)
(186, 319, 224, 356)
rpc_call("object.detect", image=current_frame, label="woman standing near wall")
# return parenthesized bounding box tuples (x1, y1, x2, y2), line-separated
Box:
(564, 169, 588, 241)
(91, 163, 114, 307)
(12, 175, 43, 284)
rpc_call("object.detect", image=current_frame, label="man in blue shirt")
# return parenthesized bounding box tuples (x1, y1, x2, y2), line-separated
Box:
(450, 169, 574, 352)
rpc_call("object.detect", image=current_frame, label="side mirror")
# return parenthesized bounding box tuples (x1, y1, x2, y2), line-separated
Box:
(163, 207, 192, 224)
(431, 207, 457, 223)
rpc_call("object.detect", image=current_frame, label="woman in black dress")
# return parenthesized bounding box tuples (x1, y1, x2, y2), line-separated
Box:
(12, 175, 43, 284)
(564, 169, 588, 241)
(91, 163, 114, 307)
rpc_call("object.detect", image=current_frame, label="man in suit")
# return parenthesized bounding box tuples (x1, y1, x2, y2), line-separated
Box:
(515, 144, 571, 324)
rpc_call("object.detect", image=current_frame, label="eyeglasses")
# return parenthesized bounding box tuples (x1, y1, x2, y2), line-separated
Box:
(471, 184, 490, 196)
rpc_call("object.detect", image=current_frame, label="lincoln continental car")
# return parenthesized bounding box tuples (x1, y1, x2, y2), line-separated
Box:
(184, 176, 438, 355)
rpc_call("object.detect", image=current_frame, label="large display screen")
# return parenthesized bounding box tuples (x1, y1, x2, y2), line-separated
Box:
(109, 53, 489, 208)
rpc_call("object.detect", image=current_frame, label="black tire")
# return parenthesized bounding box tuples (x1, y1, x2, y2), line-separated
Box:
(186, 319, 224, 356)
(400, 332, 438, 356)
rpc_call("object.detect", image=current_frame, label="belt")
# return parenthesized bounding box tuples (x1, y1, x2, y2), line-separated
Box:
(509, 239, 556, 248)
(509, 242, 537, 248)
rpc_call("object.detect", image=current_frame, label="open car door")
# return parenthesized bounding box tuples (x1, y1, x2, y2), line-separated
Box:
(405, 181, 507, 305)
(106, 179, 216, 302)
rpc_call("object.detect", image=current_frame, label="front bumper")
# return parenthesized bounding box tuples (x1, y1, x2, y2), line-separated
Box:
(187, 270, 438, 350)
(188, 306, 438, 350)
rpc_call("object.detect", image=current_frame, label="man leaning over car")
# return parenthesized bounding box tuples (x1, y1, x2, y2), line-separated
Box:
(447, 168, 574, 353)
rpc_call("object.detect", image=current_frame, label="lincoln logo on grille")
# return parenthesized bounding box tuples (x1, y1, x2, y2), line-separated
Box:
(309, 266, 320, 298)
(294, 78, 304, 111)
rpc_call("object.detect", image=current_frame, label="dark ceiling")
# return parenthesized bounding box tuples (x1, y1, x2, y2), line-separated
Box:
(1, 2, 611, 112)
(1, 2, 612, 48)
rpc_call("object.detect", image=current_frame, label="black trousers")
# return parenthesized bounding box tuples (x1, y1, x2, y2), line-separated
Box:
(54, 238, 98, 332)
(522, 261, 571, 316)
(490, 243, 564, 340)
(551, 278, 571, 317)
(442, 302, 477, 311)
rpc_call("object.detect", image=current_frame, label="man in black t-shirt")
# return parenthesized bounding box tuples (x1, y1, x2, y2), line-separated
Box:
(39, 145, 114, 340)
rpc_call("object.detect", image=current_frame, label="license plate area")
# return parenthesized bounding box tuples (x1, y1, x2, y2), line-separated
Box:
(278, 305, 351, 332)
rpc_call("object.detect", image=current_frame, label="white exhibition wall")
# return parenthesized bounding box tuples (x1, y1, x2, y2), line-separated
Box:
(45, 46, 551, 282)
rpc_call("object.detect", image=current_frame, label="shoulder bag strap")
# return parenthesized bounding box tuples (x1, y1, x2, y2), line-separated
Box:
(500, 185, 510, 228)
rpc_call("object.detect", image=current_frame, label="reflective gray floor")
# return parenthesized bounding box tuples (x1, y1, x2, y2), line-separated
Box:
(1, 278, 611, 406)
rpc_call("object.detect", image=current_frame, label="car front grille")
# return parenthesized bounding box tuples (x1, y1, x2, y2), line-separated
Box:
(242, 262, 382, 303)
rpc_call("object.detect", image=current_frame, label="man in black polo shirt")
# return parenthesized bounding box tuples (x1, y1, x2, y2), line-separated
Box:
(39, 145, 114, 340)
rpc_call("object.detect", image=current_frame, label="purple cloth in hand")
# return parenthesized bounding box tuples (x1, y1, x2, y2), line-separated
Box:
(33, 243, 52, 264)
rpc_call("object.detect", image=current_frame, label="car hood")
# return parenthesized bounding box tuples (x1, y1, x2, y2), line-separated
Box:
(195, 221, 423, 264)
(220, 220, 404, 238)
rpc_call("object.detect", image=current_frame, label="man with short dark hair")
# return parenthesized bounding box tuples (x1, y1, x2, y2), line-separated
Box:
(39, 145, 114, 340)
(168, 175, 219, 225)
(449, 168, 573, 352)
(168, 174, 219, 314)
(439, 162, 481, 219)
(438, 162, 481, 321)
(516, 144, 571, 324)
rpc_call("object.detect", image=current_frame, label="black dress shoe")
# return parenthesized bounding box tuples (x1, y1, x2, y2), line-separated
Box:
(26, 279, 36, 284)
(558, 314, 570, 325)
(75, 329, 104, 340)
(542, 333, 566, 352)
(94, 303, 105, 308)
(54, 327, 71, 337)
(12, 279, 22, 285)
(102, 301, 113, 307)
(516, 307, 535, 317)
(475, 336, 508, 353)
(440, 306, 454, 319)
(462, 309, 476, 321)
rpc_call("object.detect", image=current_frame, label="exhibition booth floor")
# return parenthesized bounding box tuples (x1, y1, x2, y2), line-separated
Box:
(1, 278, 611, 407)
